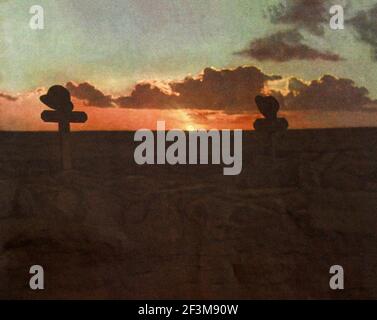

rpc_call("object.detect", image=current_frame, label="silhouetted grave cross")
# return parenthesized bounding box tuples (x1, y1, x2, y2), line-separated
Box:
(40, 85, 88, 170)
(253, 95, 289, 161)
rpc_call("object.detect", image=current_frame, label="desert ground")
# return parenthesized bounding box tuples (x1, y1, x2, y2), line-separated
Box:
(1, 128, 377, 299)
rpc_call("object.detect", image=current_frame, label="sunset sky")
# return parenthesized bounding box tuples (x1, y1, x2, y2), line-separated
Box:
(1, 0, 377, 130)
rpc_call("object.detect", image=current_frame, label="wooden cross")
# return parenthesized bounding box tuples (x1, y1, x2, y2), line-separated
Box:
(41, 110, 88, 170)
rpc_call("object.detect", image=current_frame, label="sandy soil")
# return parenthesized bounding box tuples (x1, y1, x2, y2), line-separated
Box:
(0, 128, 377, 299)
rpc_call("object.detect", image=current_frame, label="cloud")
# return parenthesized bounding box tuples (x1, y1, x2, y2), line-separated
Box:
(269, 0, 329, 36)
(235, 29, 342, 62)
(114, 82, 179, 109)
(116, 66, 281, 113)
(0, 92, 18, 102)
(285, 75, 377, 111)
(69, 66, 281, 113)
(235, 1, 343, 62)
(64, 66, 376, 115)
(66, 81, 114, 107)
(288, 77, 309, 92)
(348, 4, 377, 61)
(170, 66, 280, 112)
(270, 1, 377, 62)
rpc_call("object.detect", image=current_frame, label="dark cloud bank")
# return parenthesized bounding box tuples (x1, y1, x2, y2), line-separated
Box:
(235, 0, 342, 62)
(269, 0, 330, 36)
(235, 30, 342, 62)
(348, 3, 377, 61)
(68, 66, 281, 114)
(67, 65, 377, 114)
(286, 75, 376, 111)
(66, 82, 113, 108)
(252, 0, 377, 62)
(278, 0, 377, 62)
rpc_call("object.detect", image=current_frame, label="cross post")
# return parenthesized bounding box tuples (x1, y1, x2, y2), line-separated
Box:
(41, 110, 87, 171)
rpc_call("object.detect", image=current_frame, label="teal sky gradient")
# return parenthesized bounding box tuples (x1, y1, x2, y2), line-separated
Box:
(1, 0, 377, 98)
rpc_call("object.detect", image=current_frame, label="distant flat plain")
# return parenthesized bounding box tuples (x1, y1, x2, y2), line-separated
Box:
(0, 128, 377, 299)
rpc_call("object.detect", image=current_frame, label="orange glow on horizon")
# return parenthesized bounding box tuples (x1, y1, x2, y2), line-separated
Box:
(1, 93, 377, 131)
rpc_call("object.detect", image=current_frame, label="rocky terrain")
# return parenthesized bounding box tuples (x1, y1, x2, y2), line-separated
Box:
(0, 128, 377, 299)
